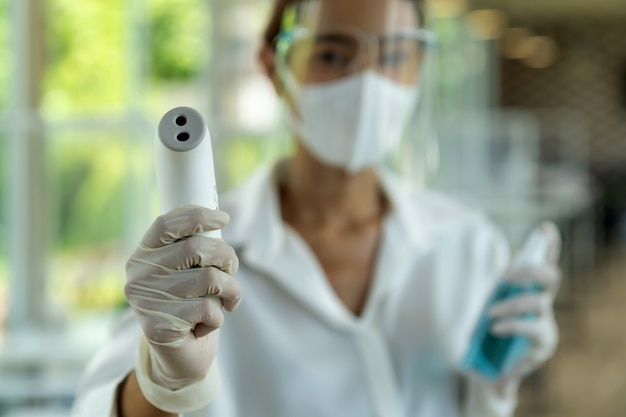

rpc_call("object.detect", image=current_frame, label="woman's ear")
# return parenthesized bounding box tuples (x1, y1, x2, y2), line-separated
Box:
(258, 43, 284, 96)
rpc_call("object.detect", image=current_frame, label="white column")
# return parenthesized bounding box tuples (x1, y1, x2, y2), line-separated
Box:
(6, 0, 49, 328)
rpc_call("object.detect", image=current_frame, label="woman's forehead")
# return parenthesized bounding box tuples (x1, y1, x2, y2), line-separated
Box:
(298, 0, 420, 33)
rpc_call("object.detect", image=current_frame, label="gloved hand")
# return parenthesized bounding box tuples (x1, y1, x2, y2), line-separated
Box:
(463, 223, 561, 416)
(124, 206, 242, 396)
(489, 222, 562, 383)
(488, 267, 561, 380)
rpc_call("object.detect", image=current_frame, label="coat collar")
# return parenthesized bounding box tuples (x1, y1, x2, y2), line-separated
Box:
(221, 164, 435, 329)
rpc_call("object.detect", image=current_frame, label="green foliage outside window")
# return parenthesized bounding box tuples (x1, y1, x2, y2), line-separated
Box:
(42, 0, 209, 116)
(148, 0, 209, 81)
(47, 133, 127, 311)
(43, 0, 127, 116)
(41, 0, 210, 250)
(52, 134, 127, 249)
(40, 0, 210, 311)
(0, 0, 268, 313)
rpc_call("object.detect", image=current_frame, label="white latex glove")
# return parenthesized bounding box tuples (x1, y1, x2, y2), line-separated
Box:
(489, 268, 561, 377)
(463, 223, 561, 417)
(490, 222, 561, 381)
(124, 206, 242, 411)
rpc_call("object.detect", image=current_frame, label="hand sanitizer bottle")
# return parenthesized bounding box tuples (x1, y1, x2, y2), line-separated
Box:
(462, 223, 558, 380)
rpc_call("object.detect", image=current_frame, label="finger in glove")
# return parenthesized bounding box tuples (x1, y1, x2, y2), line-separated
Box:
(489, 292, 551, 320)
(142, 206, 230, 248)
(490, 316, 556, 347)
(132, 295, 225, 344)
(129, 235, 239, 275)
(504, 264, 561, 298)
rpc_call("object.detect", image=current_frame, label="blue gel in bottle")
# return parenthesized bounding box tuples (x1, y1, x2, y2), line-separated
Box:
(462, 225, 555, 381)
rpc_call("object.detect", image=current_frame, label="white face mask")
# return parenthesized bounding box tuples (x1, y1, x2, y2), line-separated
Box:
(283, 70, 420, 174)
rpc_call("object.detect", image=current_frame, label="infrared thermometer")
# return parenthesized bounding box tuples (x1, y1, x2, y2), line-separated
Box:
(463, 223, 559, 380)
(154, 106, 220, 239)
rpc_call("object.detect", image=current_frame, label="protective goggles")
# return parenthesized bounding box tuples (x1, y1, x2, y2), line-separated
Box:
(275, 1, 436, 85)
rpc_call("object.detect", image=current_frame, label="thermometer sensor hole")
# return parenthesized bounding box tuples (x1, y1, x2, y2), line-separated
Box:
(177, 132, 190, 142)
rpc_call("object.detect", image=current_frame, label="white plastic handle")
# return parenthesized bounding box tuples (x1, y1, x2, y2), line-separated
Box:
(154, 106, 220, 239)
(154, 106, 222, 307)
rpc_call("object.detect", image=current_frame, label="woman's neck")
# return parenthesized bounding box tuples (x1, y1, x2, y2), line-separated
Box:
(279, 145, 387, 230)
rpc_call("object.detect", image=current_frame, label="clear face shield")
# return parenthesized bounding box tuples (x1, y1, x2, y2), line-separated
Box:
(274, 0, 437, 176)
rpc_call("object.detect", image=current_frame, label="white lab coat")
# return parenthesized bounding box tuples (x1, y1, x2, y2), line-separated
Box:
(72, 165, 516, 417)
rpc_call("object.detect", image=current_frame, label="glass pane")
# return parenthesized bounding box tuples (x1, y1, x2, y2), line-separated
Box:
(48, 127, 154, 316)
(42, 0, 128, 117)
(210, 0, 284, 192)
(37, 0, 213, 320)
(143, 0, 211, 114)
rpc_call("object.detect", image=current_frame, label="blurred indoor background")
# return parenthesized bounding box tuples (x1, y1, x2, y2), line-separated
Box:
(0, 0, 624, 416)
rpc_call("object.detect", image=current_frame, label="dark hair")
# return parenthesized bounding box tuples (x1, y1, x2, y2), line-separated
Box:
(263, 0, 425, 48)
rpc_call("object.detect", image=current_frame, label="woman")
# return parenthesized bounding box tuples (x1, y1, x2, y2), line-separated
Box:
(72, 0, 561, 416)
